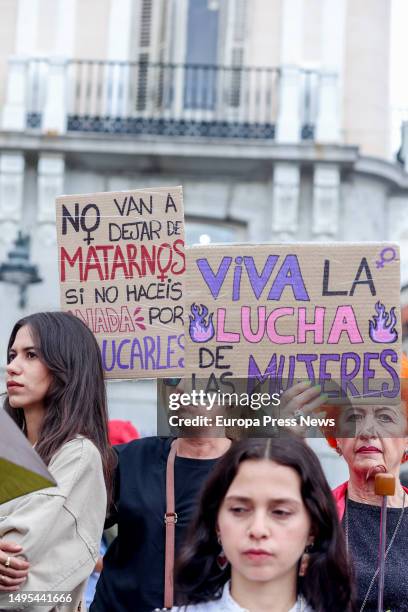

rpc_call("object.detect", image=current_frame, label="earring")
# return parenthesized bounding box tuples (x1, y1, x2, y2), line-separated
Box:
(299, 540, 314, 577)
(216, 535, 229, 571)
(335, 445, 342, 456)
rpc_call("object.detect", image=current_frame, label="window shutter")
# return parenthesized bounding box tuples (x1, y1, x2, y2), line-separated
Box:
(221, 0, 247, 108)
(222, 0, 247, 65)
(133, 0, 169, 111)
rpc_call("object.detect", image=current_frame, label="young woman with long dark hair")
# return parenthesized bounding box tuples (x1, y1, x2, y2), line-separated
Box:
(0, 312, 115, 611)
(172, 437, 354, 612)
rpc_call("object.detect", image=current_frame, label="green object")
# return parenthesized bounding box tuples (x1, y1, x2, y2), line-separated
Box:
(0, 409, 56, 506)
(0, 458, 55, 505)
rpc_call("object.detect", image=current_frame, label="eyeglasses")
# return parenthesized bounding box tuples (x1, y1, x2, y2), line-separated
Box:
(162, 378, 182, 387)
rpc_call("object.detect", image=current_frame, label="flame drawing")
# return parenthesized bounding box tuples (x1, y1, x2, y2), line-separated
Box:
(368, 301, 398, 343)
(133, 307, 146, 331)
(189, 303, 215, 343)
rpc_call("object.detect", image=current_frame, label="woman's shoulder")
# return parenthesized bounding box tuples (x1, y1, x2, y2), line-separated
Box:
(47, 436, 103, 495)
(49, 435, 101, 468)
(331, 481, 348, 497)
(116, 435, 172, 462)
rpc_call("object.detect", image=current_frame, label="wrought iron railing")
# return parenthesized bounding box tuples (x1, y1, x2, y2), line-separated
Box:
(24, 59, 321, 140)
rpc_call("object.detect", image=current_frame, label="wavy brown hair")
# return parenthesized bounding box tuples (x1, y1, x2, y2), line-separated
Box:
(4, 312, 116, 506)
(175, 437, 355, 612)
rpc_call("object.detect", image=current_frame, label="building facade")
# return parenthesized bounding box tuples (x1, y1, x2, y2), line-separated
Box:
(0, 0, 407, 483)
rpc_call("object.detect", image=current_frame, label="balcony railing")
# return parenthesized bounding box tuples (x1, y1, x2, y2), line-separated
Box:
(3, 58, 336, 142)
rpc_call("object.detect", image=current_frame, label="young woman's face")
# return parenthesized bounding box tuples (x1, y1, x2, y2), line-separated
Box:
(217, 459, 312, 587)
(6, 325, 52, 411)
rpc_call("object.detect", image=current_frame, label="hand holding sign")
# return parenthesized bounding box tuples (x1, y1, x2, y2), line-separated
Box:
(279, 381, 329, 435)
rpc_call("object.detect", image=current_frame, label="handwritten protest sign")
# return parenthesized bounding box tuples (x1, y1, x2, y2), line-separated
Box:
(56, 186, 185, 378)
(184, 243, 401, 399)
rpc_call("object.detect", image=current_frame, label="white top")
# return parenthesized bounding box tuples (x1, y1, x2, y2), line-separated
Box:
(171, 582, 314, 612)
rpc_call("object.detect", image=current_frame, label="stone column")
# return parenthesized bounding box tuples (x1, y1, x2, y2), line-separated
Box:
(276, 0, 303, 143)
(316, 0, 346, 142)
(316, 72, 340, 142)
(37, 154, 65, 244)
(27, 154, 65, 311)
(1, 58, 27, 131)
(0, 153, 25, 250)
(55, 0, 77, 56)
(106, 0, 133, 117)
(171, 0, 188, 119)
(401, 122, 408, 174)
(272, 163, 301, 241)
(42, 59, 68, 134)
(2, 0, 40, 131)
(16, 0, 39, 54)
(274, 0, 303, 235)
(42, 0, 77, 134)
(312, 164, 340, 240)
(276, 67, 302, 143)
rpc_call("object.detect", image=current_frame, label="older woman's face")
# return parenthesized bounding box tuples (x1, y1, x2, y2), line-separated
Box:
(336, 404, 408, 476)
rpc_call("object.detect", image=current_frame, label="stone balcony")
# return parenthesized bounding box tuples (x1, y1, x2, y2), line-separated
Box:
(1, 57, 340, 147)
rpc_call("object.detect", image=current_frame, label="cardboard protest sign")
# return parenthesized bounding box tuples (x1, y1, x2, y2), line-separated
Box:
(184, 243, 401, 399)
(56, 186, 185, 378)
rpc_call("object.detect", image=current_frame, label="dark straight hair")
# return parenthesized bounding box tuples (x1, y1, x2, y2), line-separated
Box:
(4, 311, 116, 506)
(175, 437, 355, 612)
